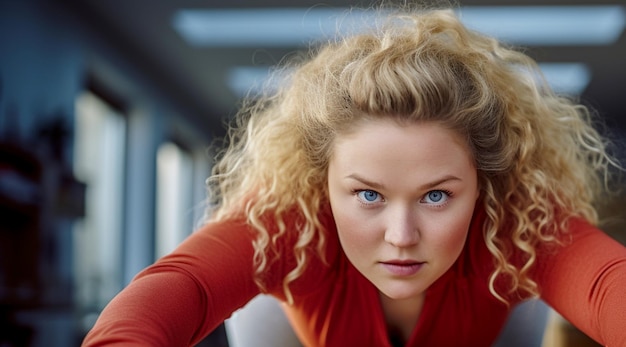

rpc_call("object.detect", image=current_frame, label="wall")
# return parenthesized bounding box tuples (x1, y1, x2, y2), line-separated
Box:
(0, 1, 215, 346)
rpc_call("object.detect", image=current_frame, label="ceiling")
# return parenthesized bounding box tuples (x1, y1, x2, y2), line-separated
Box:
(62, 0, 626, 140)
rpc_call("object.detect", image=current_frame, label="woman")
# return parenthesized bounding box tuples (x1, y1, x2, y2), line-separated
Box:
(82, 7, 626, 347)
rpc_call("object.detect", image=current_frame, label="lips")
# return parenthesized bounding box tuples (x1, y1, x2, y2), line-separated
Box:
(380, 260, 424, 276)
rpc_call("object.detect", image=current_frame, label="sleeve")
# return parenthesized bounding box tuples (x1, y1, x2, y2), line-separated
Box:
(81, 218, 262, 346)
(534, 218, 626, 347)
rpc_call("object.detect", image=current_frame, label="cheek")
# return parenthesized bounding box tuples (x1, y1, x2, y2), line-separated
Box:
(440, 225, 469, 256)
(331, 203, 380, 255)
(334, 209, 371, 245)
(427, 211, 473, 259)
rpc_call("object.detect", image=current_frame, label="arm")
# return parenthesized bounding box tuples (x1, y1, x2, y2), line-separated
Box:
(82, 218, 261, 346)
(535, 218, 626, 346)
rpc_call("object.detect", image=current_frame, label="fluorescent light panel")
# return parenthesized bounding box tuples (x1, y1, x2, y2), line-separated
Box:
(460, 6, 625, 46)
(173, 8, 372, 47)
(227, 63, 591, 98)
(538, 63, 591, 95)
(173, 6, 626, 47)
(227, 66, 282, 97)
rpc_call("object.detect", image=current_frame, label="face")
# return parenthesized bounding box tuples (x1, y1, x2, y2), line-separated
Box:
(327, 118, 479, 302)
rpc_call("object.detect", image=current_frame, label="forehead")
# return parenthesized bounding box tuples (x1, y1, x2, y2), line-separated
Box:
(330, 118, 475, 176)
(333, 118, 468, 152)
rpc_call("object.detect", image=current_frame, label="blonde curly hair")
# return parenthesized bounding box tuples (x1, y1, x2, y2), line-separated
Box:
(207, 7, 620, 303)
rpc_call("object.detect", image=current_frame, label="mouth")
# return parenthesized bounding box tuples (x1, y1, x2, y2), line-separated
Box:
(380, 260, 424, 276)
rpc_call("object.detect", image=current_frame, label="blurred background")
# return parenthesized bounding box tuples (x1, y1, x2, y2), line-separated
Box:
(0, 0, 624, 346)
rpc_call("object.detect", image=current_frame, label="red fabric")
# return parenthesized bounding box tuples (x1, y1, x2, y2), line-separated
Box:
(82, 207, 626, 347)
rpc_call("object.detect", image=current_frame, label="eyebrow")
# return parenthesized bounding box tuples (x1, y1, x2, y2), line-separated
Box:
(345, 174, 462, 191)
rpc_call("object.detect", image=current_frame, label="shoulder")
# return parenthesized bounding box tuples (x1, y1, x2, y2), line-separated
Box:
(257, 204, 343, 297)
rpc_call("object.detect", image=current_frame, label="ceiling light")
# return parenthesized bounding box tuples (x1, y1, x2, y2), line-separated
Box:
(173, 6, 625, 47)
(227, 66, 281, 97)
(460, 6, 625, 46)
(538, 63, 591, 95)
(227, 63, 591, 98)
(173, 8, 372, 47)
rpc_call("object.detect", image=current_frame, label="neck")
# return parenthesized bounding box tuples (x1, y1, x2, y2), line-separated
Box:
(379, 292, 425, 345)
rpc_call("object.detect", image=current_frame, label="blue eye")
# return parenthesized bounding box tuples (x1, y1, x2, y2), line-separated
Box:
(423, 190, 449, 204)
(427, 191, 443, 202)
(357, 190, 381, 203)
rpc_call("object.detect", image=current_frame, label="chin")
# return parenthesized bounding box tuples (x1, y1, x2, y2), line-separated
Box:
(378, 283, 426, 301)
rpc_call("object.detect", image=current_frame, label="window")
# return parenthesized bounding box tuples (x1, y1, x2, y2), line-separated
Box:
(72, 91, 126, 321)
(155, 141, 194, 258)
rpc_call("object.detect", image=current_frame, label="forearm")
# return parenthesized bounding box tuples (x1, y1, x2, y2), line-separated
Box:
(82, 271, 214, 346)
(537, 219, 626, 346)
(81, 218, 279, 346)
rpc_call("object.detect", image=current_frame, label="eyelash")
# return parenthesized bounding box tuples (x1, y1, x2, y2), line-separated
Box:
(352, 189, 384, 207)
(422, 189, 453, 207)
(351, 189, 454, 208)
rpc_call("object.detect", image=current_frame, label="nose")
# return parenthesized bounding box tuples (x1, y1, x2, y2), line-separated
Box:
(384, 206, 420, 248)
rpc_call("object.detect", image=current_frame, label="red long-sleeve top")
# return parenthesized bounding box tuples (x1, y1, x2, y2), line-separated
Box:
(82, 206, 626, 346)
